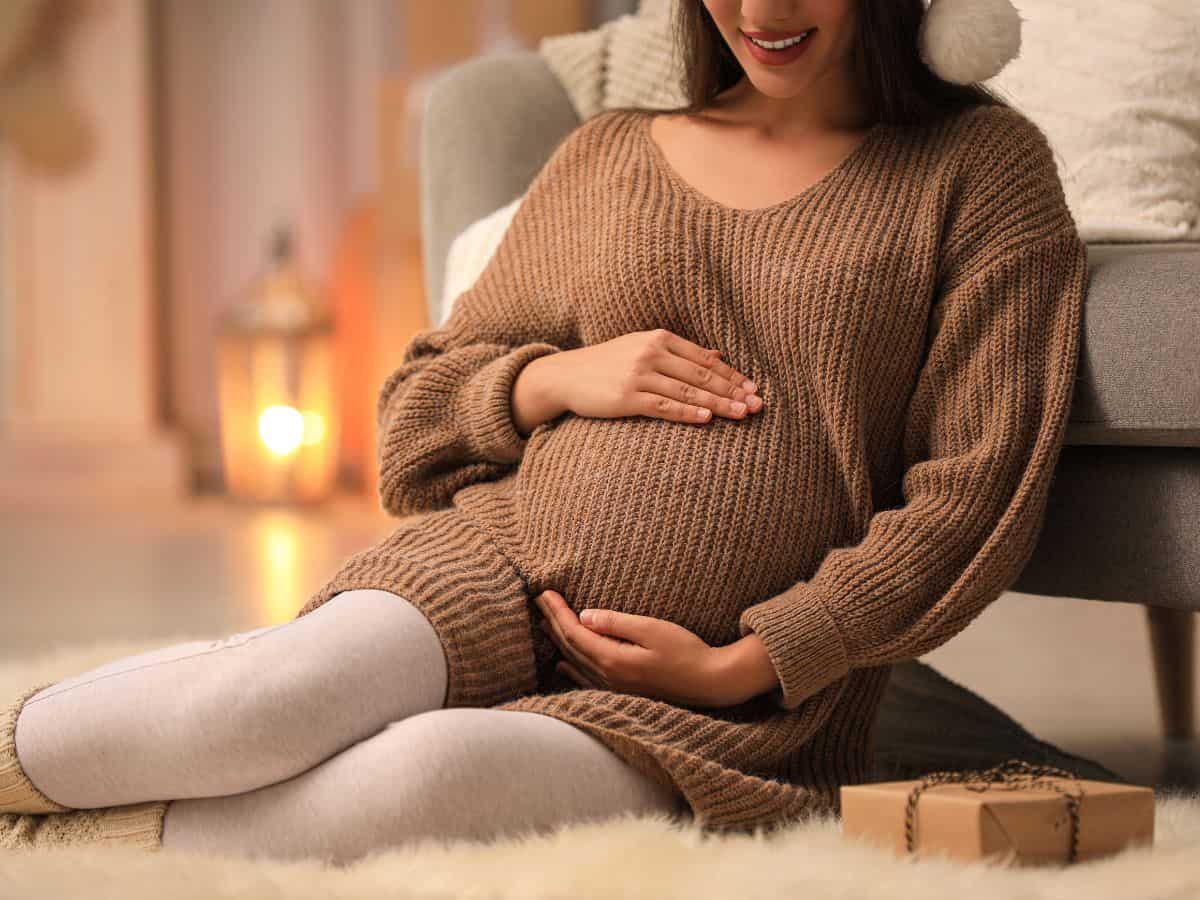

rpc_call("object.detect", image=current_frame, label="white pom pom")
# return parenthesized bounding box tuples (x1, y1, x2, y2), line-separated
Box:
(919, 0, 1022, 85)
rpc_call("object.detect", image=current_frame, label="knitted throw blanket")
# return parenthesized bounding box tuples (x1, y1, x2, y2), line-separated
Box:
(538, 0, 682, 121)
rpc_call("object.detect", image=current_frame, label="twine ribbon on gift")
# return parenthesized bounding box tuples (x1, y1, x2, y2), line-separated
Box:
(904, 758, 1087, 864)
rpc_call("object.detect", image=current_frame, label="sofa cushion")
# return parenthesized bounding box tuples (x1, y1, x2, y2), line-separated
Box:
(1066, 242, 1200, 448)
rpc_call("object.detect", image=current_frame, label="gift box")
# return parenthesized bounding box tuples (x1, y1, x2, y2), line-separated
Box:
(840, 758, 1155, 867)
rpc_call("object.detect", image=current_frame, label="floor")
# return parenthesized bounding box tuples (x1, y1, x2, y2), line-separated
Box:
(1, 494, 1196, 793)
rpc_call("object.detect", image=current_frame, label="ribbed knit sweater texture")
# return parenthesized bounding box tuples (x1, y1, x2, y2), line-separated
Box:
(295, 102, 1088, 834)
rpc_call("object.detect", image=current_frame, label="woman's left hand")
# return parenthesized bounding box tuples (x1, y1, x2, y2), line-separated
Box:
(534, 589, 738, 708)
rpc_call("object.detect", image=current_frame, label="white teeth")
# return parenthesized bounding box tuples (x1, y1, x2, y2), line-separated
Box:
(747, 30, 811, 50)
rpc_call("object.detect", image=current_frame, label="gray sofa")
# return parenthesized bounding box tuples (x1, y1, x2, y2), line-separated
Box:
(418, 51, 1200, 741)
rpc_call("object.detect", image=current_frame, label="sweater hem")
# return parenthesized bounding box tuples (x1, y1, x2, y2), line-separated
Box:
(492, 664, 886, 834)
(295, 508, 539, 709)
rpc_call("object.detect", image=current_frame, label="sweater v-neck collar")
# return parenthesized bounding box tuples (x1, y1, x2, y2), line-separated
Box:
(634, 107, 887, 217)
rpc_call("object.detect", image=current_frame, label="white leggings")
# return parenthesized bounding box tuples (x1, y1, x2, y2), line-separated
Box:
(14, 589, 687, 866)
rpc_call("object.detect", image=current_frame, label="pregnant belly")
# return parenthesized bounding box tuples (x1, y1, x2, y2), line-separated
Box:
(507, 410, 812, 645)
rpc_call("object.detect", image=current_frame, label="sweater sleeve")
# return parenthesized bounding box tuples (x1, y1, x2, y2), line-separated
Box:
(375, 126, 587, 518)
(737, 110, 1089, 710)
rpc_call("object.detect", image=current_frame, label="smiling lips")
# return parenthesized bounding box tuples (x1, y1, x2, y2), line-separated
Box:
(740, 27, 816, 65)
(743, 28, 813, 42)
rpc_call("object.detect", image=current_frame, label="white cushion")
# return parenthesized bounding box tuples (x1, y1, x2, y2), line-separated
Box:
(439, 193, 525, 326)
(985, 0, 1200, 241)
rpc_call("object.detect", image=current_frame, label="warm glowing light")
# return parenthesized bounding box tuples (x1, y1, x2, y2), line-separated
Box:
(256, 513, 302, 623)
(217, 233, 339, 502)
(301, 410, 327, 446)
(258, 405, 305, 456)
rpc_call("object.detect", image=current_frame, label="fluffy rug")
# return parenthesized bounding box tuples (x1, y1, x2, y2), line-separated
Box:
(2, 637, 1198, 899)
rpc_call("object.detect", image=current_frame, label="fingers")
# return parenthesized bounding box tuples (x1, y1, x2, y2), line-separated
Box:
(542, 618, 611, 686)
(655, 330, 757, 395)
(578, 608, 655, 646)
(536, 591, 616, 685)
(656, 351, 758, 404)
(640, 371, 763, 422)
(642, 331, 762, 422)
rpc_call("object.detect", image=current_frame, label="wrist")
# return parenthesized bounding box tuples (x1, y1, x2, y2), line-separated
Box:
(511, 353, 569, 437)
(533, 349, 573, 417)
(709, 635, 780, 706)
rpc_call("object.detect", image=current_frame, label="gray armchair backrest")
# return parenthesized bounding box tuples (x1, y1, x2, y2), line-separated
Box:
(419, 51, 582, 326)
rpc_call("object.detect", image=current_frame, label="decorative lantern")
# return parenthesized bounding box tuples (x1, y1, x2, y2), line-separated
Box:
(217, 228, 339, 504)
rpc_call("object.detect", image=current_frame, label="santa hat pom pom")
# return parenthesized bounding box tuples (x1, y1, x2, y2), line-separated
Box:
(918, 0, 1022, 85)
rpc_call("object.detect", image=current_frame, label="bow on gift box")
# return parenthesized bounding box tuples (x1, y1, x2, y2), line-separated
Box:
(904, 758, 1087, 864)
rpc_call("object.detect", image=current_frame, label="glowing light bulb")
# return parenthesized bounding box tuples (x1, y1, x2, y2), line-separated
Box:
(258, 405, 304, 456)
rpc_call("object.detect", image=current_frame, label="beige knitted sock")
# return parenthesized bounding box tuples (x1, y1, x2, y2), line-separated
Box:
(0, 681, 73, 814)
(0, 801, 168, 852)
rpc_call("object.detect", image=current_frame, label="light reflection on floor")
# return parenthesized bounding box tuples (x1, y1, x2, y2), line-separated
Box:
(0, 492, 395, 648)
(254, 511, 308, 625)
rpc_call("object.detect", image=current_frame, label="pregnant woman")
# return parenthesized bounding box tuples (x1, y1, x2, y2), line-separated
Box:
(2, 0, 1087, 866)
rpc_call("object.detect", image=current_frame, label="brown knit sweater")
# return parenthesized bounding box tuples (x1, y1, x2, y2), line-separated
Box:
(295, 102, 1087, 834)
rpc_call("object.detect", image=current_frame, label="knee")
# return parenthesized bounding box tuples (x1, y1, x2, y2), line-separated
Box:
(378, 709, 502, 799)
(376, 709, 653, 809)
(344, 709, 686, 851)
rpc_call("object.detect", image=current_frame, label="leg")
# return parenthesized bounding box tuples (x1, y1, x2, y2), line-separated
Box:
(160, 707, 689, 866)
(8, 589, 448, 810)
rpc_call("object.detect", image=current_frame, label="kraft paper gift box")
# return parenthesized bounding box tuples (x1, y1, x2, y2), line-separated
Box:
(839, 759, 1155, 867)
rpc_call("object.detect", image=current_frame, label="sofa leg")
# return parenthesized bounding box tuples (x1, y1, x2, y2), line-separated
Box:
(1145, 605, 1195, 740)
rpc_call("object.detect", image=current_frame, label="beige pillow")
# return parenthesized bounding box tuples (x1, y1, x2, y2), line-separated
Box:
(984, 0, 1199, 241)
(539, 0, 1200, 242)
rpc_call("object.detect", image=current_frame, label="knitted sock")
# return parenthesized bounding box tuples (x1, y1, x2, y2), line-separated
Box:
(0, 682, 73, 815)
(0, 801, 167, 852)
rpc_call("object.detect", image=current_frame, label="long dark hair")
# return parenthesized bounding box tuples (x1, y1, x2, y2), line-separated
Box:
(660, 0, 1012, 126)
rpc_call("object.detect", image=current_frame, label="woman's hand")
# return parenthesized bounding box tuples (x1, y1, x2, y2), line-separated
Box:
(533, 589, 749, 708)
(550, 329, 763, 425)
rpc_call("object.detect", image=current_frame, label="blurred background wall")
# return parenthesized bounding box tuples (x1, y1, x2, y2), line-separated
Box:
(0, 0, 636, 507)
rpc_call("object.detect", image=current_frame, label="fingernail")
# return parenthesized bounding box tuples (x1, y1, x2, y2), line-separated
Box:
(745, 380, 757, 393)
(732, 401, 746, 415)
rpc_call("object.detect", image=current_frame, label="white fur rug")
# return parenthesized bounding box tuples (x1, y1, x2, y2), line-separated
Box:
(3, 638, 1200, 899)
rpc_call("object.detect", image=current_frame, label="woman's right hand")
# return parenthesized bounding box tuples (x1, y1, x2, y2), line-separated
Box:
(552, 329, 762, 424)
